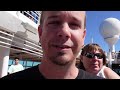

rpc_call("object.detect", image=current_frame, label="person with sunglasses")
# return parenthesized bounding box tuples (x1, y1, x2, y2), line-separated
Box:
(78, 43, 120, 79)
(1, 11, 104, 79)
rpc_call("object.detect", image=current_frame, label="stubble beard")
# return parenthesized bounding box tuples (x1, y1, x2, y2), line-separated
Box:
(49, 52, 71, 66)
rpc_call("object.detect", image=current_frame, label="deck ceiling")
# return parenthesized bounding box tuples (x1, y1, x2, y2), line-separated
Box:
(9, 48, 42, 62)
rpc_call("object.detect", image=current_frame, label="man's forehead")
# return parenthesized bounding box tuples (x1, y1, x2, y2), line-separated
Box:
(44, 11, 85, 15)
(15, 59, 19, 60)
(43, 11, 85, 20)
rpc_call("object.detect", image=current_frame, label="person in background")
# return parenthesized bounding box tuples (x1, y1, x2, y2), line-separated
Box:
(78, 43, 120, 79)
(8, 58, 24, 74)
(1, 11, 103, 79)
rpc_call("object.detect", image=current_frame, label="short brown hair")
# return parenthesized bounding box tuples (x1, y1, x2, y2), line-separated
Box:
(78, 43, 106, 70)
(40, 11, 86, 29)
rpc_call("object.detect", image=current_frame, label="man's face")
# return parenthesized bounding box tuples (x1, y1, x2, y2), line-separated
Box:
(39, 11, 86, 66)
(15, 59, 19, 65)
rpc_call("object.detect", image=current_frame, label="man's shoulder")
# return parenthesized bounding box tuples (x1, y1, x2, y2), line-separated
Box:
(9, 65, 14, 68)
(18, 64, 24, 67)
(0, 65, 44, 80)
(76, 69, 104, 79)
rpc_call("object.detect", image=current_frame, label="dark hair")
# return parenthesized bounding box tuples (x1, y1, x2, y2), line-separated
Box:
(78, 43, 106, 70)
(14, 57, 19, 60)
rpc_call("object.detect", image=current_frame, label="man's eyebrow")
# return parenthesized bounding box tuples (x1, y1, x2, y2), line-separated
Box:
(72, 17, 82, 24)
(47, 15, 59, 20)
(47, 15, 82, 25)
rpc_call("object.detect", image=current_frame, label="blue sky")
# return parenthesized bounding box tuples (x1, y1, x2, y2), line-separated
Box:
(85, 11, 120, 52)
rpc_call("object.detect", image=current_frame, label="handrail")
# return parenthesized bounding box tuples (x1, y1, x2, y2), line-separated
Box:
(0, 44, 42, 58)
(0, 40, 42, 56)
(20, 11, 41, 24)
(0, 30, 43, 58)
(0, 29, 42, 50)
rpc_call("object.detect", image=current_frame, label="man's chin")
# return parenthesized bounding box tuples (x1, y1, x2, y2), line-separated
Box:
(54, 61, 69, 66)
(52, 58, 70, 66)
(50, 54, 73, 66)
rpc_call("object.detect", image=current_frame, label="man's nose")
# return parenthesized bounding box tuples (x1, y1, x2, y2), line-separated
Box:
(57, 23, 71, 38)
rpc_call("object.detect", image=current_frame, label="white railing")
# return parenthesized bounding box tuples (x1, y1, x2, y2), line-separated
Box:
(7, 11, 41, 25)
(0, 11, 42, 61)
(0, 29, 43, 58)
(20, 11, 41, 25)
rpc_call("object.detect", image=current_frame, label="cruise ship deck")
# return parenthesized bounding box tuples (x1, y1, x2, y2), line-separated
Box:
(0, 11, 43, 77)
(1, 11, 120, 78)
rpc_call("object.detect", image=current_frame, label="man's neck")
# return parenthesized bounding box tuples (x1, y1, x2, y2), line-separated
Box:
(38, 60, 79, 79)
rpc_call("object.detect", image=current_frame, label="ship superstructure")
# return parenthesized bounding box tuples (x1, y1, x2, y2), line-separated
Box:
(0, 11, 43, 77)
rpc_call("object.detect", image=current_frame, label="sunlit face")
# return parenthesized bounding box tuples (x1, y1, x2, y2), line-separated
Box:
(38, 11, 86, 66)
(81, 50, 103, 74)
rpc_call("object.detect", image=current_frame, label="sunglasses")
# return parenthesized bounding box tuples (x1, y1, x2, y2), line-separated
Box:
(85, 52, 103, 59)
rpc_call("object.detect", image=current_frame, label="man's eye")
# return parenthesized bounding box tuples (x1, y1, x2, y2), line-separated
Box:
(69, 23, 81, 29)
(48, 21, 61, 25)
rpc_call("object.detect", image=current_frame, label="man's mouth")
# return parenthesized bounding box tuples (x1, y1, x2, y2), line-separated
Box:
(53, 45, 71, 49)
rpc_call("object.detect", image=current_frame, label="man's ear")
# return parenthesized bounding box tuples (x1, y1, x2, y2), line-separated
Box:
(38, 25, 42, 38)
(83, 29, 86, 39)
(38, 25, 42, 43)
